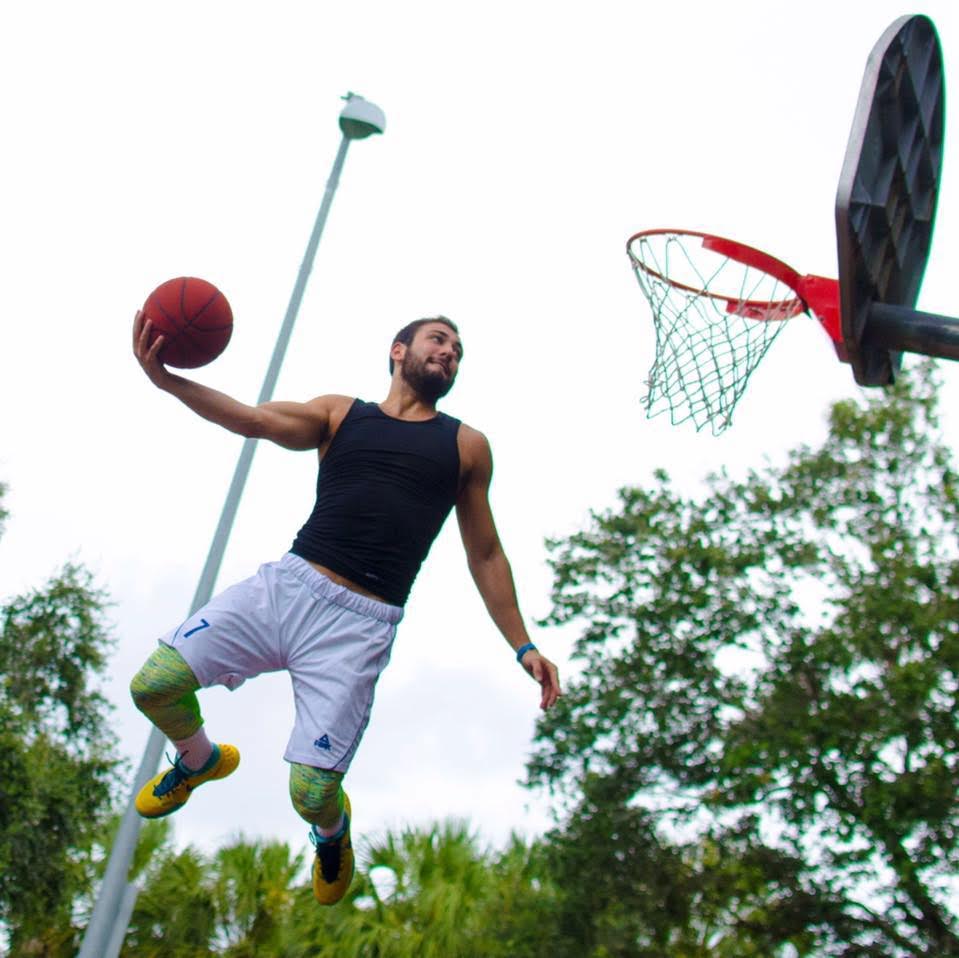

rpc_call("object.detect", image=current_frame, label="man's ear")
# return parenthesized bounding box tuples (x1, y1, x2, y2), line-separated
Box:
(390, 342, 406, 367)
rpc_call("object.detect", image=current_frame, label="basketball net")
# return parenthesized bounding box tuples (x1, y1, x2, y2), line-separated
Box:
(627, 230, 817, 435)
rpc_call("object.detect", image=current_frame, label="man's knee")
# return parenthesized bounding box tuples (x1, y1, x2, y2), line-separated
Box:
(289, 763, 344, 826)
(130, 644, 201, 727)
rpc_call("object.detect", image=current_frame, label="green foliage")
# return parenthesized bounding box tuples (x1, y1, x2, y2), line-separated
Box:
(212, 839, 305, 956)
(122, 833, 306, 957)
(0, 553, 120, 954)
(285, 821, 560, 958)
(126, 842, 218, 958)
(112, 823, 560, 957)
(529, 361, 959, 956)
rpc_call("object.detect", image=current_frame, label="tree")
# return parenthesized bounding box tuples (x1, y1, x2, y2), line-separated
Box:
(0, 481, 121, 955)
(123, 842, 218, 958)
(118, 831, 307, 957)
(283, 821, 561, 958)
(288, 821, 502, 957)
(528, 362, 959, 956)
(211, 838, 305, 956)
(86, 816, 563, 956)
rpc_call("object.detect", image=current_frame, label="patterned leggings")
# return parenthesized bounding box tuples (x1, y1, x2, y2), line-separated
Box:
(130, 643, 344, 829)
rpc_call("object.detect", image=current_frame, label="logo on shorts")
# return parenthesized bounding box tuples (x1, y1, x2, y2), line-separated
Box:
(314, 734, 332, 751)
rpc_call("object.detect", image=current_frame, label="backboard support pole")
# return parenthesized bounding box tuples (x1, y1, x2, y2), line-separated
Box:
(866, 303, 959, 363)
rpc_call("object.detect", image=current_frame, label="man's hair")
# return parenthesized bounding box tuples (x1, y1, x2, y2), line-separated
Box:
(389, 316, 460, 373)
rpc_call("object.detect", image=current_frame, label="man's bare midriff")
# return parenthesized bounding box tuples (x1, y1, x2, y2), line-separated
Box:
(305, 560, 390, 605)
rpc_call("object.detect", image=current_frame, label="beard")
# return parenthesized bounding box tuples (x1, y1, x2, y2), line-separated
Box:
(400, 352, 456, 402)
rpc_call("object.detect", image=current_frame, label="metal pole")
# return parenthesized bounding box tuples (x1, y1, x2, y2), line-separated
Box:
(103, 882, 139, 958)
(79, 128, 361, 958)
(866, 301, 959, 363)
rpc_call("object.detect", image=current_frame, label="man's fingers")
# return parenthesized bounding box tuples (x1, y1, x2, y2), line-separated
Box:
(135, 316, 165, 365)
(134, 312, 152, 355)
(147, 330, 165, 360)
(521, 652, 561, 710)
(544, 664, 560, 710)
(133, 310, 145, 351)
(533, 659, 561, 710)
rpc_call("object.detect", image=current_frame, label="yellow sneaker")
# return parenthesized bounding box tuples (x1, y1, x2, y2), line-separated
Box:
(311, 794, 354, 906)
(135, 744, 240, 819)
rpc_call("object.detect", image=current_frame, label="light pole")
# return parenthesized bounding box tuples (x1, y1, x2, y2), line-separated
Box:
(78, 92, 385, 958)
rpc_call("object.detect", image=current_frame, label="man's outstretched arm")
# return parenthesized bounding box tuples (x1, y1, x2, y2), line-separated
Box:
(133, 310, 340, 450)
(455, 426, 560, 710)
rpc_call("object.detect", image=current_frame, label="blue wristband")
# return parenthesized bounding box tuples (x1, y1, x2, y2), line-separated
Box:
(515, 642, 537, 663)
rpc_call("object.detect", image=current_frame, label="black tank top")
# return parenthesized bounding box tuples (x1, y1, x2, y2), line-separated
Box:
(290, 399, 461, 606)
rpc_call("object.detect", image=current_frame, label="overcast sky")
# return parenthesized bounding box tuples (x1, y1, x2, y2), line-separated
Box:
(2, 0, 958, 869)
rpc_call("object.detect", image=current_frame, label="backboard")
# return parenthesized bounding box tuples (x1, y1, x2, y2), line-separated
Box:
(835, 14, 945, 386)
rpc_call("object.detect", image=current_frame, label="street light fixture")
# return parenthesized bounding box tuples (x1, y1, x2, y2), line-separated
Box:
(339, 91, 386, 139)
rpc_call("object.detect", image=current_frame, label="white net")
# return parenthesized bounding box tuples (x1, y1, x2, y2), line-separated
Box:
(628, 231, 804, 435)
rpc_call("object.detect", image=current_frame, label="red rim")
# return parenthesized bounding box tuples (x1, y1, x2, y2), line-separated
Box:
(627, 228, 807, 320)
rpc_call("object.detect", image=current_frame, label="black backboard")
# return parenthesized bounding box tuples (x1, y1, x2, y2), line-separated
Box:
(835, 15, 945, 386)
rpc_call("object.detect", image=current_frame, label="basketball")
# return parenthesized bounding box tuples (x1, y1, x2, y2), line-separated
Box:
(142, 277, 233, 369)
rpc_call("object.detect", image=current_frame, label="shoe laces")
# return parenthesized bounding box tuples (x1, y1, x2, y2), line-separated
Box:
(152, 752, 192, 798)
(310, 817, 350, 883)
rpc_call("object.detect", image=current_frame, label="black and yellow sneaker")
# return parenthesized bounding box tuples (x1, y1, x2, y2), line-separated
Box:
(311, 794, 354, 906)
(135, 744, 240, 819)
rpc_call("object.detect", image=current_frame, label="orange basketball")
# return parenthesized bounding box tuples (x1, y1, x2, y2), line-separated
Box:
(142, 277, 233, 369)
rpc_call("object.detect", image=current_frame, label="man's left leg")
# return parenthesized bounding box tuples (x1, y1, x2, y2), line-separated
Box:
(130, 643, 240, 818)
(289, 763, 353, 905)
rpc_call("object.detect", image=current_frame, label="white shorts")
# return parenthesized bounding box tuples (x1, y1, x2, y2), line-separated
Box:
(160, 552, 404, 772)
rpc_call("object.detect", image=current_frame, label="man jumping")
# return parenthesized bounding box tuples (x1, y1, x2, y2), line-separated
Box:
(129, 312, 561, 905)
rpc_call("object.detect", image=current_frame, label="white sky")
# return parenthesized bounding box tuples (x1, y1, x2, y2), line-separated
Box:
(1, 0, 958, 869)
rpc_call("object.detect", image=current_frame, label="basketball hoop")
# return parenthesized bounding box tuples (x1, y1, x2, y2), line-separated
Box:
(627, 229, 841, 434)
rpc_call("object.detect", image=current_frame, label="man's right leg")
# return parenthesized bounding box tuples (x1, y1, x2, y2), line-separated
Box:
(130, 643, 240, 818)
(289, 763, 354, 906)
(277, 556, 403, 905)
